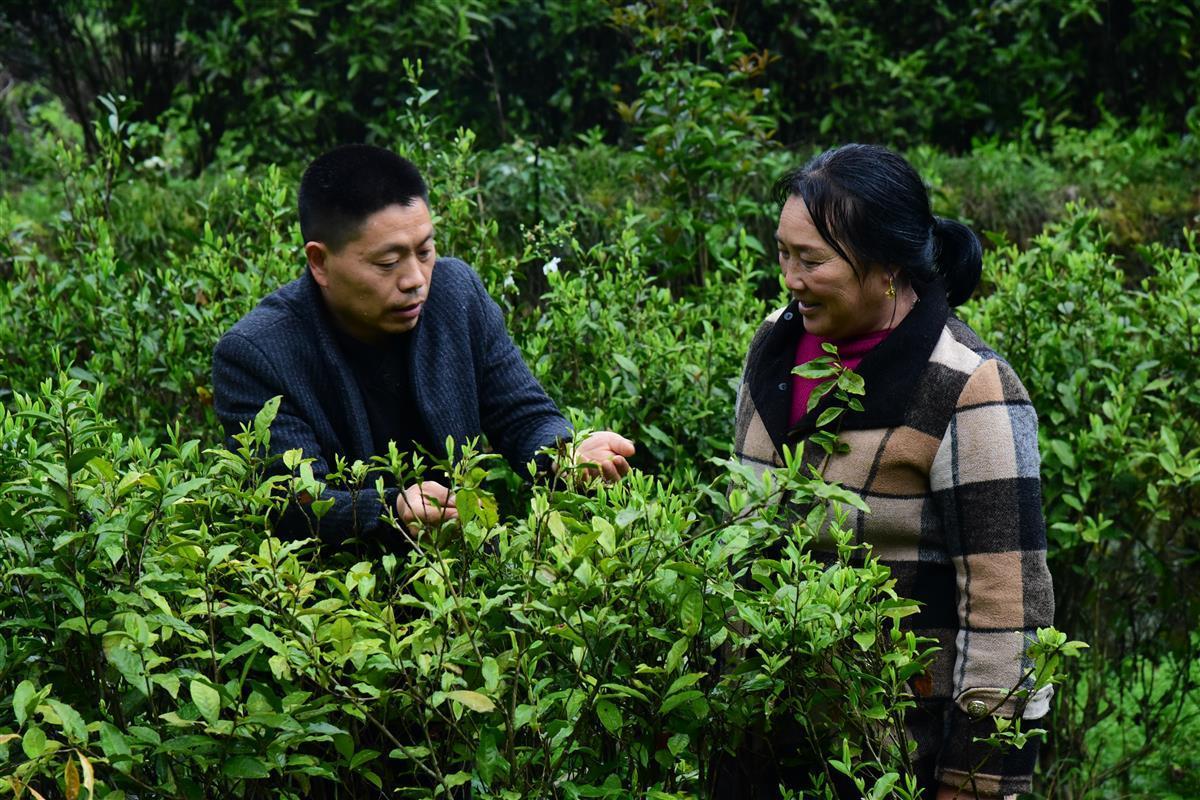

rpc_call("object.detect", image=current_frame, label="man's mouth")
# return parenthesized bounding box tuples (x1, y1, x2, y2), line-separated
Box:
(390, 301, 424, 319)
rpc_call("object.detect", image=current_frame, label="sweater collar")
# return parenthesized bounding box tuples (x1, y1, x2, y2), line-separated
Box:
(296, 271, 376, 459)
(750, 280, 949, 455)
(791, 279, 949, 438)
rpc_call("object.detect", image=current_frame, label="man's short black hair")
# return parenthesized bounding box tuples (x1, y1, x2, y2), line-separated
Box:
(299, 144, 429, 252)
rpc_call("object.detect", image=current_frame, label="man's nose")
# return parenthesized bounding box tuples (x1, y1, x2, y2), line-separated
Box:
(395, 257, 425, 293)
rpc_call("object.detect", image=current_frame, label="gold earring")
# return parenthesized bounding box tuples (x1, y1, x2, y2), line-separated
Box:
(886, 275, 896, 299)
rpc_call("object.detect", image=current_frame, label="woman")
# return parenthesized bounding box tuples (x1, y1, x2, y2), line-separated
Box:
(729, 144, 1054, 799)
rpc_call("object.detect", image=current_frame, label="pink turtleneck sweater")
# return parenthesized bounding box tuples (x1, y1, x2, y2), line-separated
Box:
(789, 328, 894, 427)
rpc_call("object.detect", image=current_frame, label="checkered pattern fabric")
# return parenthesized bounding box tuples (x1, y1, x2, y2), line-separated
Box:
(733, 283, 1055, 796)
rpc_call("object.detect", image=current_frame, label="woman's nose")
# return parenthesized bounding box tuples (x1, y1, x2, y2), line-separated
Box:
(783, 268, 805, 292)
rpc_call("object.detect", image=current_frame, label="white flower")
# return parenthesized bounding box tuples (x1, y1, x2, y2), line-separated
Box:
(542, 257, 561, 275)
(503, 274, 516, 289)
(141, 156, 168, 171)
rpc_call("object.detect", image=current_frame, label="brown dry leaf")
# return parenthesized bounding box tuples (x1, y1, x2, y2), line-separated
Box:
(64, 755, 80, 800)
(78, 751, 96, 798)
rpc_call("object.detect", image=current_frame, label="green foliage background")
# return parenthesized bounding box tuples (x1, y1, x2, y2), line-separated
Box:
(0, 1, 1198, 798)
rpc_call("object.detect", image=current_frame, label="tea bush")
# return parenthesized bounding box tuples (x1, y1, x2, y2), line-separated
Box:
(0, 374, 1075, 798)
(1, 7, 1195, 791)
(911, 122, 1200, 254)
(5, 1, 1197, 166)
(961, 210, 1200, 796)
(2, 194, 1153, 799)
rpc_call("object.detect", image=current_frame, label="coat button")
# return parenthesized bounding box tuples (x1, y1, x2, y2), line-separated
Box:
(778, 382, 787, 391)
(783, 311, 793, 320)
(966, 700, 989, 719)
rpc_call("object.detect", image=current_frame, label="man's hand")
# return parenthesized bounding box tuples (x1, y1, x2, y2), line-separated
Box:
(572, 431, 636, 482)
(396, 480, 458, 533)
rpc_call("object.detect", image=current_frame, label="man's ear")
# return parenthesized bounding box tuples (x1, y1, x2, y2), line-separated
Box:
(305, 241, 331, 287)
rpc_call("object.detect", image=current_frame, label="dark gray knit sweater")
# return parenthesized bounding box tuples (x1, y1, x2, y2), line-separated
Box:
(212, 257, 571, 542)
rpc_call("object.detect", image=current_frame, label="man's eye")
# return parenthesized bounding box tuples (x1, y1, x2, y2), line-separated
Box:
(376, 261, 398, 268)
(418, 249, 432, 261)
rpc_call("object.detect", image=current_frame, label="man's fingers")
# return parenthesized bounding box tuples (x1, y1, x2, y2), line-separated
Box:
(421, 488, 456, 509)
(398, 481, 457, 523)
(609, 434, 636, 457)
(577, 453, 632, 484)
(600, 456, 629, 482)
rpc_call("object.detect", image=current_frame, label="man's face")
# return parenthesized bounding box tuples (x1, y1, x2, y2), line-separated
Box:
(306, 201, 436, 344)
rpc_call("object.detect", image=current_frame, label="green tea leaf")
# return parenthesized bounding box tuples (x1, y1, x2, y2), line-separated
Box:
(223, 755, 270, 779)
(816, 406, 844, 427)
(98, 722, 132, 768)
(190, 679, 221, 726)
(12, 680, 36, 727)
(106, 645, 149, 694)
(482, 657, 500, 692)
(664, 637, 688, 674)
(46, 699, 87, 743)
(593, 517, 616, 555)
(853, 631, 877, 651)
(21, 726, 46, 759)
(613, 353, 640, 378)
(447, 690, 496, 713)
(660, 690, 704, 716)
(595, 700, 623, 733)
(679, 587, 703, 637)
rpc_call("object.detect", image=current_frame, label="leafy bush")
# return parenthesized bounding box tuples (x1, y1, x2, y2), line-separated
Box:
(744, 0, 1199, 148)
(0, 146, 297, 440)
(961, 209, 1200, 796)
(6, 1, 1197, 165)
(513, 224, 767, 482)
(1, 10, 1194, 793)
(3, 375, 1065, 798)
(909, 121, 1200, 254)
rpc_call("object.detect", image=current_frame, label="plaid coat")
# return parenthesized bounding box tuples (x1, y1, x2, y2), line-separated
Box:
(733, 281, 1055, 796)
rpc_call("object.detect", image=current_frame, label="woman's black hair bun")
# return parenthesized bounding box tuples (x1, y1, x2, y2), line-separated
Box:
(933, 216, 983, 307)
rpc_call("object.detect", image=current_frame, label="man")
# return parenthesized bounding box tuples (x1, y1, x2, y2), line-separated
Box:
(213, 144, 634, 545)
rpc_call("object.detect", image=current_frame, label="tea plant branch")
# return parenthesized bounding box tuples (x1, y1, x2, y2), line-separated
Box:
(203, 564, 219, 683)
(234, 558, 454, 788)
(71, 741, 182, 799)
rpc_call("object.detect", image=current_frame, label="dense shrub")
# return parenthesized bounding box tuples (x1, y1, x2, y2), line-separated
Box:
(746, 0, 1200, 147)
(961, 210, 1200, 796)
(0, 375, 1069, 798)
(912, 124, 1200, 256)
(2, 8, 1197, 790)
(4, 1, 1197, 165)
(3, 190, 1166, 799)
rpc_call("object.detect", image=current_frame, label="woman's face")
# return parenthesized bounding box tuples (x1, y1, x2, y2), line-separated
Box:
(775, 196, 896, 340)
